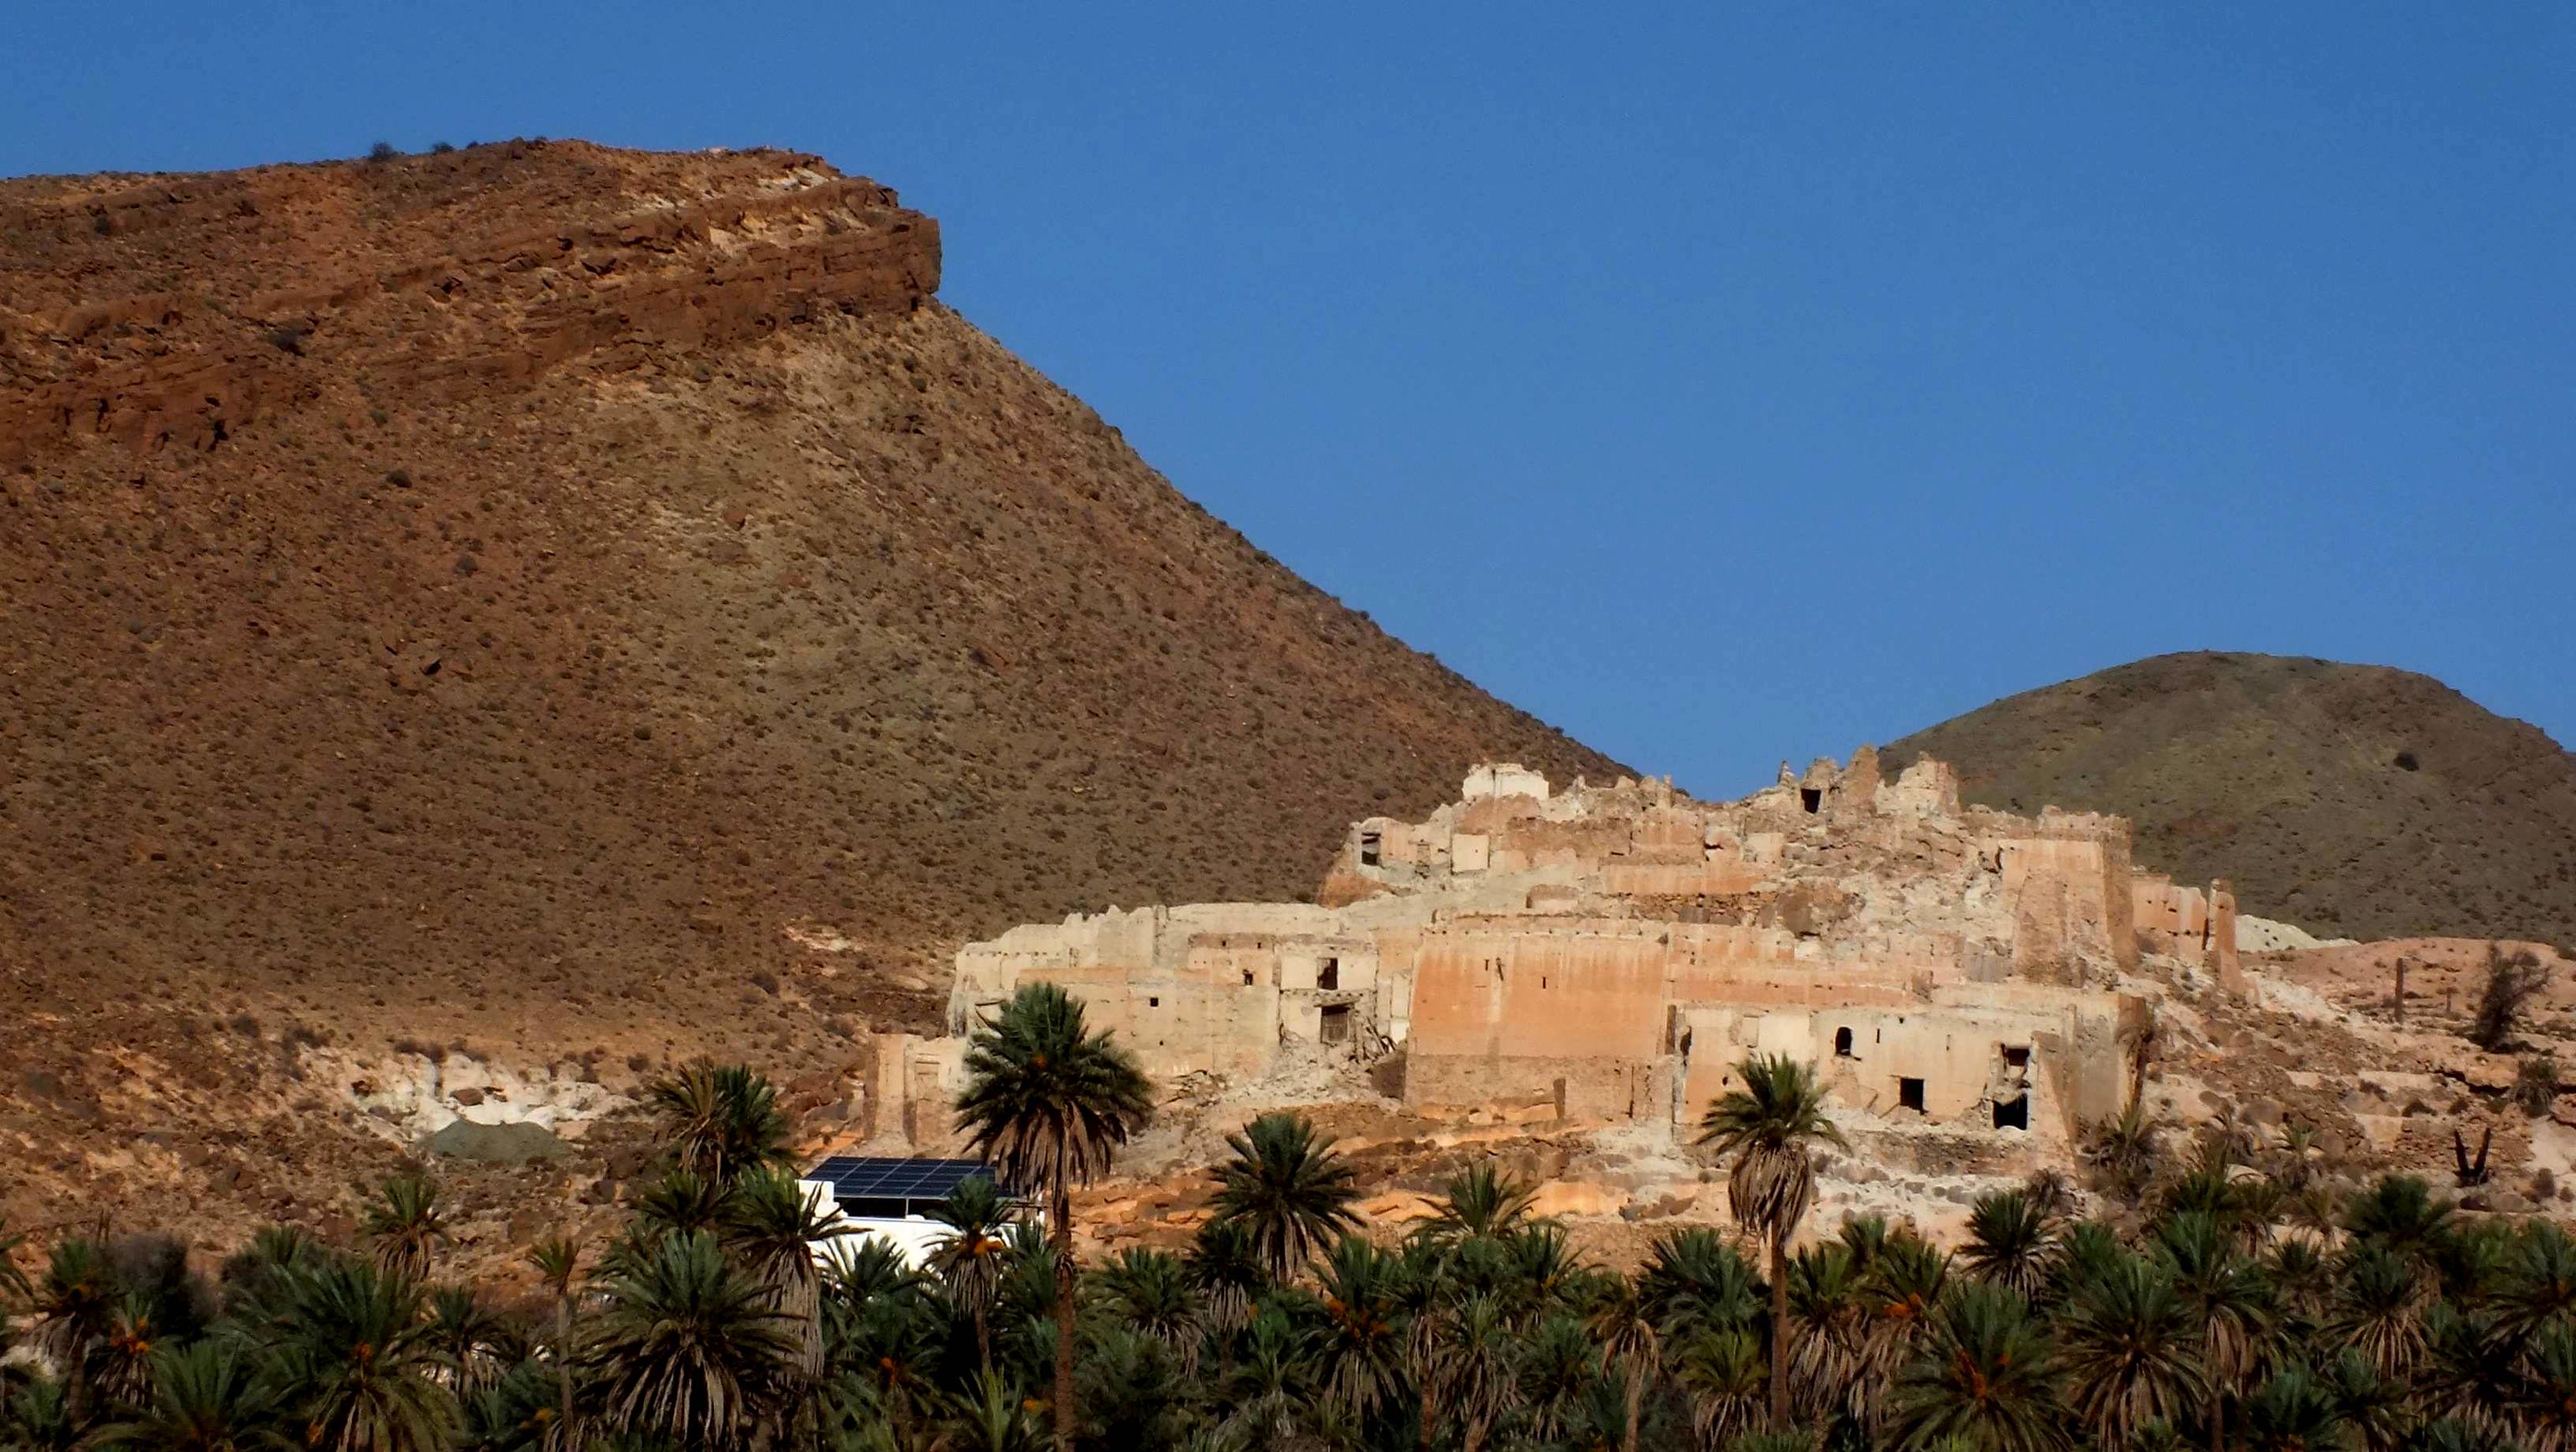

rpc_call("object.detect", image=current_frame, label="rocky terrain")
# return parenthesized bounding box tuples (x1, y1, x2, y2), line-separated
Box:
(1888, 651, 2576, 946)
(0, 141, 1624, 1248)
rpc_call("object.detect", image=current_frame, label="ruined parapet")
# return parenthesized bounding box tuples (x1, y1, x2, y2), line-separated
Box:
(1879, 758, 1961, 817)
(2210, 879, 2248, 999)
(1839, 745, 1884, 814)
(860, 1033, 968, 1152)
(1462, 763, 1550, 802)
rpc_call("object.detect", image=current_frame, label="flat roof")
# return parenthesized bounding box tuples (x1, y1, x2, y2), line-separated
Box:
(804, 1155, 1015, 1205)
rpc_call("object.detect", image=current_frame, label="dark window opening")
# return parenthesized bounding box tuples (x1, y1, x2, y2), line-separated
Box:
(1800, 787, 1823, 814)
(1358, 831, 1383, 867)
(2002, 1045, 2031, 1069)
(1834, 1027, 1855, 1057)
(1241, 968, 1256, 987)
(1319, 1004, 1353, 1045)
(842, 1196, 911, 1219)
(1992, 1094, 2029, 1131)
(1898, 1077, 1926, 1112)
(1147, 997, 1160, 1008)
(1318, 957, 1339, 991)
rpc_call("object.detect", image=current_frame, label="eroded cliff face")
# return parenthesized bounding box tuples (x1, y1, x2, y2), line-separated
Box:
(0, 143, 937, 463)
(0, 142, 1625, 1251)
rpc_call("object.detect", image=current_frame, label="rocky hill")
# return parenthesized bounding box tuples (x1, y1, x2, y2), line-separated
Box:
(1887, 652, 2576, 946)
(0, 141, 1624, 1240)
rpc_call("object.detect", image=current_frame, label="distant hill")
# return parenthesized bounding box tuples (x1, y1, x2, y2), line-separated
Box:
(1887, 652, 2576, 946)
(0, 141, 1624, 1236)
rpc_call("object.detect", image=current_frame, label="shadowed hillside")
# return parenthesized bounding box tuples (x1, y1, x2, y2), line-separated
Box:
(1888, 651, 2576, 946)
(0, 141, 1624, 1234)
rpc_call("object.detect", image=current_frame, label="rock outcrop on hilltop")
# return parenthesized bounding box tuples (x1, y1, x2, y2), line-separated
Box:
(1889, 652, 2576, 948)
(0, 141, 1624, 1244)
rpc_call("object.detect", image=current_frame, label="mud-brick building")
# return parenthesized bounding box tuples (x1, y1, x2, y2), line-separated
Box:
(937, 753, 2155, 1145)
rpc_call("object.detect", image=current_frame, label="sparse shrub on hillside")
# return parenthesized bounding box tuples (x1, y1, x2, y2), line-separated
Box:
(366, 141, 401, 163)
(2469, 946, 2552, 1052)
(2516, 1054, 2559, 1117)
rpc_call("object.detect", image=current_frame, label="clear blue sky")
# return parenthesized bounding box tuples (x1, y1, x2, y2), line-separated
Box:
(8, 3, 2570, 794)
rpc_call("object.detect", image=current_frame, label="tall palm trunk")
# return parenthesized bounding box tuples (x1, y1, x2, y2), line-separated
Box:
(553, 1293, 575, 1444)
(1769, 1233, 1790, 1430)
(1053, 1140, 1077, 1452)
(1623, 1360, 1646, 1452)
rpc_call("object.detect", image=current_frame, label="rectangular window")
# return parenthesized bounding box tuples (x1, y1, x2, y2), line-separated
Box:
(1319, 1004, 1353, 1044)
(1359, 832, 1383, 867)
(1317, 957, 1339, 991)
(1898, 1077, 1926, 1112)
(1992, 1095, 2029, 1131)
(1241, 968, 1256, 988)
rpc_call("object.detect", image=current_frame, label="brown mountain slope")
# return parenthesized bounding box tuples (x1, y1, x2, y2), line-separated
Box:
(0, 141, 1623, 1235)
(1886, 651, 2576, 946)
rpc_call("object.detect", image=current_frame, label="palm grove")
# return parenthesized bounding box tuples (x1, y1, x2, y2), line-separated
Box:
(7, 982, 2576, 1452)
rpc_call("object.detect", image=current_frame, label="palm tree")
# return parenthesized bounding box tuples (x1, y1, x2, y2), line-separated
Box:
(5, 1378, 79, 1452)
(1435, 1294, 1521, 1452)
(452, 1364, 558, 1452)
(1186, 1219, 1271, 1337)
(2083, 1107, 2168, 1208)
(724, 1169, 850, 1397)
(1516, 1315, 1601, 1445)
(1216, 1302, 1318, 1449)
(625, 1168, 733, 1248)
(253, 1257, 455, 1452)
(1424, 1165, 1540, 1244)
(1585, 1275, 1663, 1452)
(1963, 1190, 2058, 1298)
(2241, 1364, 2352, 1452)
(523, 1236, 580, 1447)
(1858, 1232, 1954, 1436)
(2341, 1176, 2456, 1276)
(927, 1175, 1018, 1376)
(2157, 1211, 2276, 1452)
(580, 1229, 795, 1452)
(90, 1341, 291, 1452)
(946, 1370, 1046, 1452)
(359, 1176, 449, 1283)
(29, 1237, 117, 1430)
(1311, 1235, 1410, 1423)
(2496, 1221, 2576, 1338)
(1696, 1053, 1851, 1430)
(426, 1286, 508, 1396)
(1207, 1112, 1363, 1283)
(2328, 1244, 2433, 1379)
(1786, 1243, 1872, 1425)
(953, 982, 1155, 1452)
(2518, 1320, 2576, 1452)
(2056, 1253, 2211, 1452)
(1096, 1247, 1200, 1365)
(645, 1062, 794, 1186)
(94, 1291, 169, 1413)
(1886, 1283, 2072, 1452)
(1639, 1226, 1763, 1341)
(1671, 1329, 1768, 1447)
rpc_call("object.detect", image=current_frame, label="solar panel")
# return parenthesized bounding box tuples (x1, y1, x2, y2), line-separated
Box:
(803, 1156, 1016, 1216)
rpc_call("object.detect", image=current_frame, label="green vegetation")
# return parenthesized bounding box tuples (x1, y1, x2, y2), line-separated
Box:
(10, 1005, 2576, 1451)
